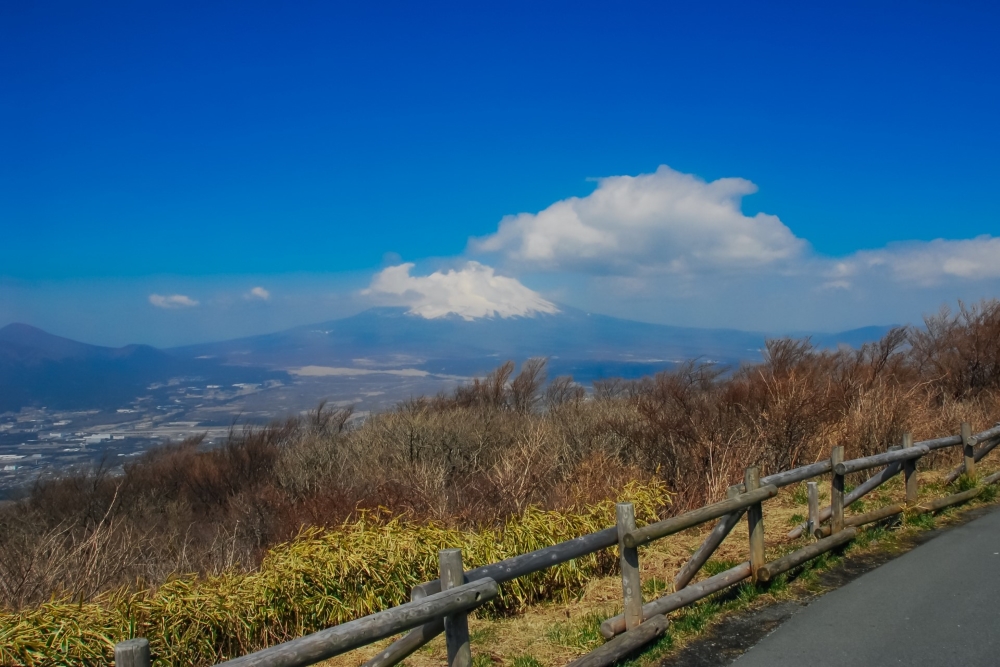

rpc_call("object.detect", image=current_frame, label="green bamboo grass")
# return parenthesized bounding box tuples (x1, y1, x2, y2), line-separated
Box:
(1, 481, 669, 666)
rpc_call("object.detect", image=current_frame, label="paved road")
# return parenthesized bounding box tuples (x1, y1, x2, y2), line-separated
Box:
(733, 506, 1000, 666)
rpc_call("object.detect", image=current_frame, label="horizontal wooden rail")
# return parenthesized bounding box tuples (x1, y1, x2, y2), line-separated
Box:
(834, 445, 929, 476)
(731, 461, 833, 495)
(623, 485, 778, 549)
(412, 527, 618, 599)
(915, 486, 983, 513)
(756, 528, 856, 582)
(945, 432, 1000, 484)
(923, 434, 963, 451)
(815, 503, 904, 538)
(361, 584, 440, 667)
(738, 424, 993, 496)
(601, 562, 752, 638)
(215, 579, 498, 667)
(789, 458, 903, 538)
(114, 420, 1000, 667)
(569, 615, 669, 667)
(969, 423, 1000, 445)
(760, 460, 833, 489)
(400, 530, 623, 665)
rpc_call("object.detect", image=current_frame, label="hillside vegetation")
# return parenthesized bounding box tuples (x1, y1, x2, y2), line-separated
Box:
(2, 299, 1000, 664)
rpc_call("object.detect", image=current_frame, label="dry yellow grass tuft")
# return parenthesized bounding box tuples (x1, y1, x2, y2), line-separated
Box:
(0, 482, 669, 666)
(5, 298, 1000, 665)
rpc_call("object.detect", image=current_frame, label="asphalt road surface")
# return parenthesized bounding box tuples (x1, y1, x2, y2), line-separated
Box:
(733, 505, 1000, 666)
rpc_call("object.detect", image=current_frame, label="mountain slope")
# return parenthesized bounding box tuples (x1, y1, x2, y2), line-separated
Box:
(172, 307, 896, 378)
(0, 324, 279, 411)
(0, 312, 897, 412)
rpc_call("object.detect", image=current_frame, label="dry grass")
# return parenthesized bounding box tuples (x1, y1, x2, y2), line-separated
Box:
(2, 298, 1000, 665)
(0, 482, 669, 666)
(330, 455, 1000, 667)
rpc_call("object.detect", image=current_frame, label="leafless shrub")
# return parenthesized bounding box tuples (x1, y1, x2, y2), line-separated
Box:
(545, 375, 586, 408)
(3, 299, 1000, 609)
(911, 300, 1000, 400)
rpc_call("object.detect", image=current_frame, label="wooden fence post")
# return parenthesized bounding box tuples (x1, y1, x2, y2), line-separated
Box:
(962, 422, 977, 480)
(616, 502, 643, 631)
(439, 549, 472, 667)
(114, 638, 150, 667)
(745, 467, 765, 581)
(902, 433, 918, 504)
(806, 481, 819, 538)
(830, 446, 845, 533)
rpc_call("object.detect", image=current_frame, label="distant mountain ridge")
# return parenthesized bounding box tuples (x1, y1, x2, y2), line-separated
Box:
(171, 306, 897, 378)
(0, 324, 279, 412)
(173, 306, 757, 364)
(0, 311, 897, 411)
(0, 323, 165, 364)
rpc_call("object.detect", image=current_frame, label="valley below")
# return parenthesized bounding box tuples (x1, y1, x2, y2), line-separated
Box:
(0, 370, 469, 496)
(0, 306, 893, 496)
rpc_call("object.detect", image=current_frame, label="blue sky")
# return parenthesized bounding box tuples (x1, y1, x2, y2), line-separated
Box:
(2, 1, 999, 346)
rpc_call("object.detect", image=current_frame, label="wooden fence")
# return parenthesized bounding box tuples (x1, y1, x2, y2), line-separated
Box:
(115, 421, 1000, 667)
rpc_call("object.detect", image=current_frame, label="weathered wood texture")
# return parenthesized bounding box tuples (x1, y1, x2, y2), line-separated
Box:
(616, 503, 643, 631)
(215, 579, 498, 667)
(115, 639, 151, 667)
(849, 459, 903, 507)
(361, 581, 441, 667)
(759, 460, 834, 489)
(833, 445, 929, 476)
(962, 422, 977, 480)
(218, 422, 1000, 667)
(412, 527, 619, 599)
(903, 433, 919, 504)
(745, 467, 765, 581)
(923, 434, 964, 451)
(757, 422, 1000, 492)
(624, 484, 777, 549)
(806, 481, 819, 537)
(413, 424, 999, 597)
(672, 495, 745, 590)
(756, 528, 857, 582)
(815, 503, 904, 538)
(440, 549, 471, 667)
(983, 469, 1000, 486)
(731, 461, 833, 495)
(915, 487, 983, 513)
(965, 423, 1000, 445)
(601, 562, 751, 638)
(568, 615, 669, 667)
(788, 457, 903, 538)
(945, 435, 1000, 484)
(360, 619, 442, 667)
(831, 446, 845, 533)
(846, 502, 904, 530)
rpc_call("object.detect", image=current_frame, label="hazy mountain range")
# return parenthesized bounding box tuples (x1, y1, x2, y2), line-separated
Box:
(0, 323, 281, 412)
(0, 307, 894, 412)
(174, 306, 892, 377)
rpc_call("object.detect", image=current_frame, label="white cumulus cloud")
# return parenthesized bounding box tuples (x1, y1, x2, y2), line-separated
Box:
(246, 286, 271, 301)
(471, 164, 807, 274)
(149, 294, 199, 309)
(354, 165, 1000, 331)
(364, 262, 559, 320)
(832, 236, 1000, 287)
